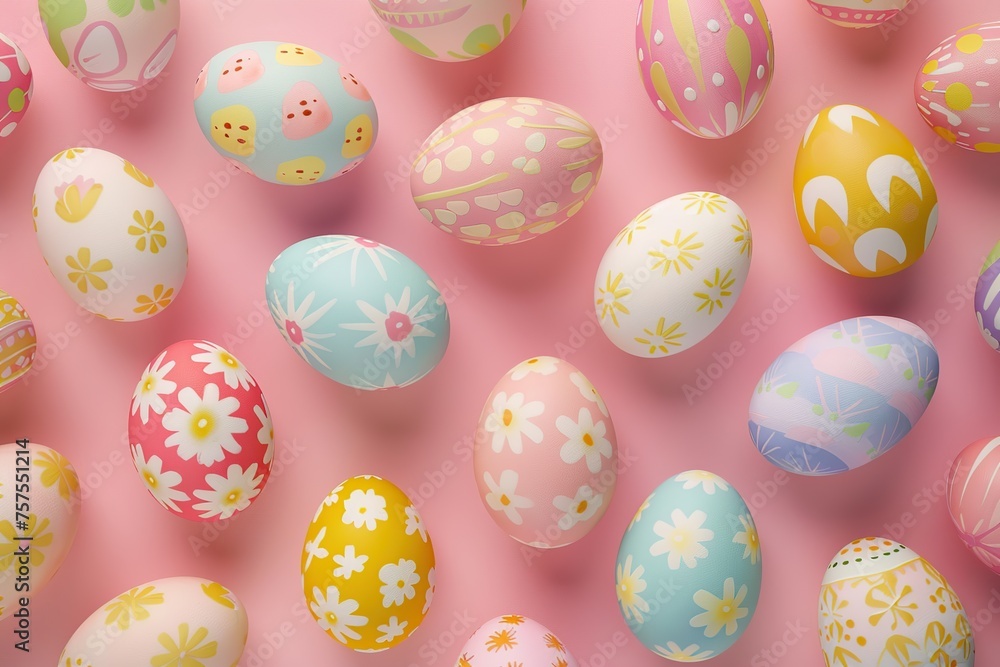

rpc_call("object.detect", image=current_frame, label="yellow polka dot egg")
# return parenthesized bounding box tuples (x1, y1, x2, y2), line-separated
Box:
(915, 22, 1000, 154)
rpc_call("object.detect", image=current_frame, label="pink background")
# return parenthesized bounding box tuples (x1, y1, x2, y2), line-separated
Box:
(2, 0, 1000, 665)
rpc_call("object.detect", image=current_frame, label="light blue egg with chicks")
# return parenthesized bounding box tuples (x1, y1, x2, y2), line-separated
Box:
(266, 235, 449, 390)
(615, 470, 762, 662)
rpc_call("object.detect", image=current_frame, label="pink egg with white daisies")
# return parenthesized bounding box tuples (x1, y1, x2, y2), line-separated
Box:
(127, 339, 274, 522)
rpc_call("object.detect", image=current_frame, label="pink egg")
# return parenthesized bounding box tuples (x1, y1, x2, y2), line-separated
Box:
(456, 615, 579, 666)
(0, 33, 33, 139)
(807, 0, 910, 28)
(915, 22, 1000, 153)
(948, 437, 1000, 574)
(474, 357, 617, 548)
(128, 340, 274, 522)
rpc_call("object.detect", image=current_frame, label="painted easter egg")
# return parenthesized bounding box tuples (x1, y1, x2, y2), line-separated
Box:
(794, 104, 938, 277)
(302, 475, 435, 652)
(616, 470, 762, 661)
(595, 192, 752, 358)
(455, 615, 579, 665)
(0, 33, 33, 138)
(370, 0, 526, 62)
(38, 0, 178, 91)
(266, 235, 450, 390)
(0, 442, 80, 622)
(974, 239, 1000, 350)
(411, 97, 603, 245)
(749, 316, 938, 476)
(807, 0, 910, 27)
(948, 437, 1000, 574)
(474, 356, 617, 548)
(915, 22, 1000, 153)
(819, 538, 974, 666)
(193, 41, 378, 185)
(0, 290, 35, 394)
(59, 577, 248, 666)
(33, 147, 188, 321)
(127, 340, 274, 521)
(636, 0, 774, 138)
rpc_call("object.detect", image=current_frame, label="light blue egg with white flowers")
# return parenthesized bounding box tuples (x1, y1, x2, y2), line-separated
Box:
(265, 235, 450, 390)
(615, 470, 762, 662)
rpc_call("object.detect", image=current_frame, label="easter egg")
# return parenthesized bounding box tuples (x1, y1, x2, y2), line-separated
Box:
(636, 0, 774, 138)
(266, 235, 450, 390)
(193, 41, 378, 185)
(0, 289, 36, 394)
(474, 356, 617, 548)
(456, 615, 578, 665)
(33, 147, 188, 321)
(127, 340, 273, 521)
(794, 104, 938, 277)
(819, 538, 974, 666)
(749, 316, 938, 476)
(974, 239, 1000, 350)
(616, 470, 762, 661)
(947, 437, 1000, 574)
(807, 0, 910, 27)
(38, 0, 178, 91)
(302, 475, 434, 651)
(370, 0, 526, 62)
(410, 97, 603, 245)
(0, 33, 33, 138)
(915, 22, 1000, 153)
(59, 576, 248, 666)
(0, 442, 80, 621)
(595, 192, 752, 358)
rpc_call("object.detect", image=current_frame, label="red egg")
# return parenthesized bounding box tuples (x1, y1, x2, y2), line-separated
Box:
(948, 437, 1000, 574)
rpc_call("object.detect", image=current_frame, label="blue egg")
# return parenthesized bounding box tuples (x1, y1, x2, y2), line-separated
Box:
(265, 235, 449, 390)
(615, 471, 762, 662)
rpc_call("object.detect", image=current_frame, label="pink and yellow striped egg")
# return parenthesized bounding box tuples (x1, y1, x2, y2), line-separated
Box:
(0, 289, 35, 394)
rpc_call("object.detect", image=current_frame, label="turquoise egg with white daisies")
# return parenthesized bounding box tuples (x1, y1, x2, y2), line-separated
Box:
(265, 235, 450, 390)
(615, 470, 762, 662)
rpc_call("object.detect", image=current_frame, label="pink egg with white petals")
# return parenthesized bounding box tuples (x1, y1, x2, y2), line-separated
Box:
(948, 437, 1000, 575)
(808, 0, 910, 28)
(128, 339, 274, 522)
(456, 615, 579, 666)
(0, 33, 33, 139)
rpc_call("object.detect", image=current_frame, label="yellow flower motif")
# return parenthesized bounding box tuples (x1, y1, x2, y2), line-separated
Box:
(0, 514, 53, 570)
(151, 623, 217, 667)
(457, 655, 473, 667)
(615, 208, 651, 246)
(635, 318, 685, 355)
(124, 160, 155, 187)
(553, 658, 569, 667)
(31, 193, 38, 222)
(34, 449, 80, 501)
(732, 514, 760, 564)
(596, 272, 631, 327)
(500, 614, 525, 625)
(694, 268, 735, 315)
(55, 177, 104, 223)
(66, 248, 113, 293)
(682, 192, 728, 215)
(690, 578, 749, 638)
(134, 284, 175, 316)
(485, 628, 517, 652)
(649, 230, 703, 275)
(732, 215, 752, 256)
(103, 585, 164, 631)
(129, 210, 167, 253)
(865, 571, 917, 630)
(202, 582, 236, 609)
(544, 633, 565, 652)
(52, 148, 85, 162)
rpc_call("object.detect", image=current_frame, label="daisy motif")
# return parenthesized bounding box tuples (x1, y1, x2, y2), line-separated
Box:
(553, 485, 604, 530)
(649, 509, 714, 569)
(191, 463, 264, 520)
(310, 585, 368, 644)
(269, 282, 337, 369)
(675, 470, 730, 495)
(332, 545, 368, 579)
(376, 617, 408, 644)
(404, 505, 427, 542)
(557, 408, 612, 473)
(690, 578, 749, 638)
(732, 514, 761, 564)
(509, 357, 559, 381)
(161, 384, 248, 466)
(130, 444, 188, 513)
(308, 236, 397, 285)
(253, 403, 274, 466)
(630, 496, 651, 529)
(304, 526, 329, 570)
(191, 341, 256, 390)
(616, 555, 649, 623)
(131, 351, 176, 424)
(313, 486, 343, 522)
(379, 559, 420, 608)
(483, 470, 534, 525)
(341, 288, 435, 367)
(569, 371, 609, 417)
(422, 567, 435, 614)
(342, 488, 388, 531)
(654, 642, 714, 661)
(483, 392, 544, 454)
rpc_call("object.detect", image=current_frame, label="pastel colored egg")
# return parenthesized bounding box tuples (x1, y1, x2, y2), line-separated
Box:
(947, 437, 1000, 574)
(595, 192, 752, 358)
(974, 239, 1000, 350)
(807, 0, 910, 27)
(456, 615, 579, 665)
(127, 339, 274, 521)
(0, 442, 80, 622)
(794, 104, 938, 277)
(636, 0, 774, 138)
(193, 41, 378, 185)
(302, 475, 434, 652)
(266, 235, 450, 390)
(370, 0, 526, 62)
(33, 147, 188, 321)
(411, 97, 603, 246)
(915, 22, 1000, 153)
(616, 470, 762, 661)
(474, 357, 617, 548)
(819, 538, 974, 666)
(59, 576, 248, 666)
(0, 33, 33, 138)
(0, 289, 36, 394)
(749, 316, 938, 476)
(38, 0, 178, 91)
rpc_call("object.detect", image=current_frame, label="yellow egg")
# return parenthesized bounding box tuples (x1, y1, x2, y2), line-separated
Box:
(301, 475, 435, 652)
(793, 104, 938, 277)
